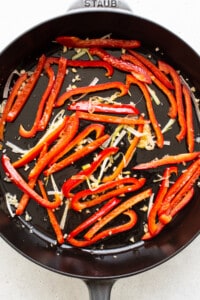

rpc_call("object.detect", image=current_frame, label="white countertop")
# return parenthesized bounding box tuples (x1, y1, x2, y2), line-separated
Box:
(0, 1, 200, 299)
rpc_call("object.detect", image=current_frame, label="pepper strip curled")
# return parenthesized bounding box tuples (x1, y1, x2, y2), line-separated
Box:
(38, 57, 67, 131)
(89, 47, 152, 84)
(46, 57, 114, 77)
(18, 62, 56, 138)
(67, 210, 137, 247)
(1, 155, 61, 209)
(84, 188, 152, 240)
(71, 177, 146, 211)
(147, 167, 177, 236)
(55, 81, 128, 107)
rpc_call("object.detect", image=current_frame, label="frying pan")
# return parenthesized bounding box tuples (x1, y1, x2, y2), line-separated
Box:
(0, 1, 200, 299)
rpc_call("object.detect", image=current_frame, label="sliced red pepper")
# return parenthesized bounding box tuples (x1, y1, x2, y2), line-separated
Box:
(38, 57, 67, 131)
(68, 197, 121, 239)
(55, 36, 141, 49)
(67, 209, 137, 247)
(142, 188, 195, 240)
(18, 62, 55, 138)
(159, 158, 200, 223)
(12, 116, 68, 168)
(182, 84, 195, 153)
(28, 113, 79, 180)
(15, 144, 48, 215)
(133, 152, 200, 170)
(44, 134, 110, 176)
(103, 121, 144, 182)
(158, 60, 186, 142)
(50, 123, 105, 165)
(147, 167, 177, 236)
(6, 55, 46, 122)
(76, 111, 149, 126)
(62, 147, 119, 198)
(0, 72, 28, 141)
(46, 57, 114, 77)
(84, 188, 152, 240)
(71, 177, 146, 211)
(89, 47, 152, 84)
(126, 74, 164, 148)
(68, 100, 140, 115)
(1, 155, 61, 209)
(55, 80, 128, 107)
(128, 50, 174, 90)
(122, 53, 177, 119)
(38, 179, 64, 244)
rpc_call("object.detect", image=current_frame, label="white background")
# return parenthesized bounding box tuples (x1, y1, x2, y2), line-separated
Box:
(0, 1, 200, 299)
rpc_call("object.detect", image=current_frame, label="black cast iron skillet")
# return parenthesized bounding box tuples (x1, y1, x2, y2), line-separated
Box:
(0, 2, 200, 299)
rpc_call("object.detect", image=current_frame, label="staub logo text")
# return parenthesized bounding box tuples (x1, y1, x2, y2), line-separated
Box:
(83, 0, 118, 8)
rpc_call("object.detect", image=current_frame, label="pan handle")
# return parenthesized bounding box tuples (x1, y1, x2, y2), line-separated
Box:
(84, 279, 116, 300)
(67, 0, 132, 12)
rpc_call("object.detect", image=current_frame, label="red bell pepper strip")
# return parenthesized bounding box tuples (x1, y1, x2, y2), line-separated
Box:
(55, 36, 141, 49)
(71, 177, 146, 211)
(12, 116, 68, 168)
(28, 113, 79, 180)
(103, 121, 144, 182)
(84, 188, 152, 240)
(38, 179, 64, 244)
(15, 145, 48, 215)
(182, 84, 195, 153)
(76, 111, 149, 126)
(67, 209, 137, 247)
(158, 60, 186, 142)
(142, 188, 195, 240)
(0, 72, 28, 141)
(62, 147, 119, 198)
(68, 100, 140, 115)
(147, 167, 177, 235)
(159, 158, 200, 223)
(68, 197, 121, 239)
(50, 123, 105, 165)
(44, 134, 110, 176)
(18, 62, 55, 138)
(133, 152, 200, 170)
(128, 50, 174, 90)
(38, 57, 67, 131)
(6, 55, 46, 122)
(121, 53, 177, 119)
(55, 81, 128, 107)
(46, 56, 114, 77)
(1, 155, 61, 209)
(126, 74, 164, 148)
(89, 47, 152, 84)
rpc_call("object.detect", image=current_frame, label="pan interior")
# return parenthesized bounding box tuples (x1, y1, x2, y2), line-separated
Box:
(0, 10, 200, 279)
